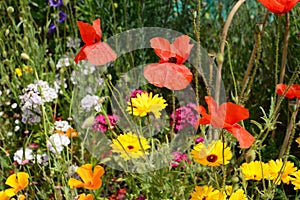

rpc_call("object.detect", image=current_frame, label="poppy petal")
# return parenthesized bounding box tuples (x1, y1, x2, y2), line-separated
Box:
(84, 42, 117, 65)
(78, 21, 97, 45)
(16, 172, 29, 189)
(92, 19, 102, 41)
(204, 96, 226, 128)
(4, 188, 15, 198)
(150, 37, 178, 62)
(225, 123, 255, 148)
(144, 63, 192, 90)
(219, 102, 249, 125)
(68, 178, 85, 188)
(276, 84, 297, 99)
(74, 46, 87, 64)
(76, 164, 93, 184)
(173, 35, 194, 64)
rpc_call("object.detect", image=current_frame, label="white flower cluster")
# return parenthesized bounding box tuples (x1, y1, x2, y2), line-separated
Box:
(80, 94, 102, 112)
(13, 147, 48, 165)
(47, 133, 70, 154)
(20, 80, 58, 124)
(56, 55, 73, 70)
(54, 120, 71, 132)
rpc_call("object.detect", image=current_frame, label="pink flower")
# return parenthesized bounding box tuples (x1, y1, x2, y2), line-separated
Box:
(170, 103, 198, 132)
(171, 151, 190, 167)
(93, 114, 119, 133)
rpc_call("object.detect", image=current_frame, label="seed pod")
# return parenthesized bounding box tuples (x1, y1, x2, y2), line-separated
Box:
(21, 52, 30, 60)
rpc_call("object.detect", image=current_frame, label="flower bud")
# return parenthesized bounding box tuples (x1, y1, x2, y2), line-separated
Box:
(216, 53, 224, 64)
(7, 6, 14, 13)
(21, 52, 30, 60)
(245, 149, 256, 163)
(5, 29, 9, 36)
(2, 51, 7, 58)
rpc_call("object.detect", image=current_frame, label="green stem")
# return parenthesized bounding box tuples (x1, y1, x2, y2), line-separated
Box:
(279, 13, 290, 84)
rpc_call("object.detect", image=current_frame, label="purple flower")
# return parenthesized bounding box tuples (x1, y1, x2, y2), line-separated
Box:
(48, 23, 56, 34)
(93, 114, 119, 133)
(57, 11, 67, 23)
(48, 0, 63, 7)
(171, 151, 190, 168)
(170, 103, 198, 132)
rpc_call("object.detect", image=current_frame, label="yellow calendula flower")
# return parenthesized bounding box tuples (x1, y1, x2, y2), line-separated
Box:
(291, 170, 300, 190)
(229, 189, 248, 200)
(240, 161, 270, 181)
(14, 68, 22, 77)
(295, 137, 300, 147)
(190, 185, 226, 200)
(110, 132, 150, 160)
(191, 140, 232, 167)
(127, 92, 167, 119)
(5, 172, 29, 197)
(267, 159, 297, 184)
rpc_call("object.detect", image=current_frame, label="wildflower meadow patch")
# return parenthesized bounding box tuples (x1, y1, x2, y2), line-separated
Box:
(1, 0, 300, 199)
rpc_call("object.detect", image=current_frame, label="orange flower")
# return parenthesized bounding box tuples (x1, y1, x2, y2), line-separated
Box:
(5, 172, 29, 197)
(0, 191, 10, 200)
(258, 0, 299, 15)
(55, 127, 79, 138)
(77, 193, 94, 200)
(68, 164, 104, 190)
(276, 84, 300, 99)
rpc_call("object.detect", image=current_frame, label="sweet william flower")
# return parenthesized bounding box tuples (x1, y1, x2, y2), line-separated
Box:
(258, 0, 299, 15)
(68, 164, 104, 190)
(196, 96, 255, 148)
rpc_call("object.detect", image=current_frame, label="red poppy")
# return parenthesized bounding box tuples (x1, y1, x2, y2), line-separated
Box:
(258, 0, 299, 15)
(143, 35, 194, 90)
(74, 19, 117, 65)
(196, 96, 255, 148)
(276, 83, 300, 99)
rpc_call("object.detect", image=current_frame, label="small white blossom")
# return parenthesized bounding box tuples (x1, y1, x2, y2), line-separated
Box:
(36, 153, 49, 166)
(7, 131, 13, 136)
(14, 126, 20, 132)
(47, 133, 70, 154)
(54, 120, 71, 132)
(80, 94, 102, 112)
(13, 147, 34, 164)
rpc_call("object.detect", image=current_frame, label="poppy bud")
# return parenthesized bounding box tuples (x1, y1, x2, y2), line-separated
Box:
(216, 53, 224, 64)
(107, 74, 112, 81)
(231, 176, 239, 183)
(2, 50, 7, 58)
(21, 52, 30, 60)
(114, 3, 118, 8)
(23, 36, 29, 45)
(5, 29, 9, 36)
(7, 6, 14, 13)
(245, 149, 256, 163)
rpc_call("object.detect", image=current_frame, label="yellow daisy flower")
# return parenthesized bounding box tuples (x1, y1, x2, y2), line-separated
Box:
(191, 140, 232, 167)
(267, 159, 297, 184)
(190, 185, 226, 200)
(229, 189, 248, 200)
(127, 92, 167, 119)
(240, 161, 270, 181)
(291, 170, 300, 190)
(110, 132, 150, 160)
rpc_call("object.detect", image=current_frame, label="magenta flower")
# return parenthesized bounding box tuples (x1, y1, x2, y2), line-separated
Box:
(126, 90, 148, 102)
(93, 114, 119, 133)
(171, 151, 190, 168)
(170, 103, 198, 132)
(194, 136, 204, 144)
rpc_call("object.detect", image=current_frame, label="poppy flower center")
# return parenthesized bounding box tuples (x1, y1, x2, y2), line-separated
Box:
(127, 145, 134, 150)
(168, 57, 177, 63)
(206, 154, 218, 162)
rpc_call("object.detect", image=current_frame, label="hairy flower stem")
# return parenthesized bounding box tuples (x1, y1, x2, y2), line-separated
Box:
(239, 11, 268, 103)
(279, 100, 299, 158)
(216, 0, 245, 103)
(279, 13, 290, 84)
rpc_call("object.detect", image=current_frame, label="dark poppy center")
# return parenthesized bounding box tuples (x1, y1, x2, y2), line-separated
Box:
(168, 57, 177, 63)
(202, 197, 207, 200)
(206, 154, 218, 162)
(127, 145, 134, 150)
